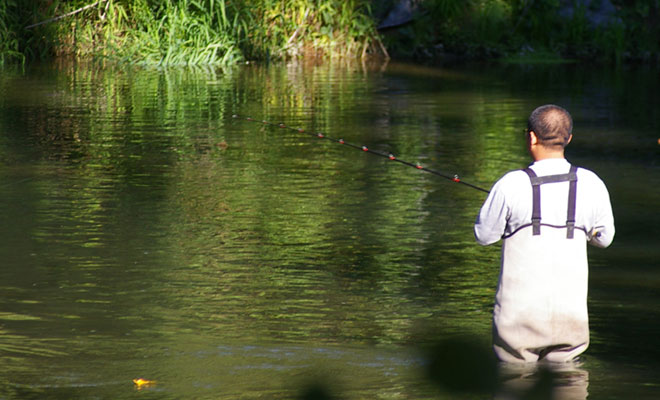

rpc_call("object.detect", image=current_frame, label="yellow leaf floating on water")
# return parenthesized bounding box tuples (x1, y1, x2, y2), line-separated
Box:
(133, 378, 156, 388)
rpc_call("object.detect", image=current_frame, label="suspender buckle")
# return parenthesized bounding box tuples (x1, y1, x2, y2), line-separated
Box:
(531, 217, 542, 235)
(566, 221, 575, 239)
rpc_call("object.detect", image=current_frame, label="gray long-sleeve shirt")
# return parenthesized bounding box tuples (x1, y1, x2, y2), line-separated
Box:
(475, 158, 614, 247)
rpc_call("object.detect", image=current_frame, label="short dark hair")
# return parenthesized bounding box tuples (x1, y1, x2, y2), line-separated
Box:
(527, 104, 573, 148)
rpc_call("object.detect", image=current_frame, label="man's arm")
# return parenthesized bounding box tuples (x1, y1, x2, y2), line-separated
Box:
(587, 179, 615, 248)
(474, 182, 509, 246)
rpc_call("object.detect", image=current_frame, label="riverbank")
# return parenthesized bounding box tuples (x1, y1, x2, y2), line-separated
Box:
(377, 0, 658, 66)
(1, 0, 658, 66)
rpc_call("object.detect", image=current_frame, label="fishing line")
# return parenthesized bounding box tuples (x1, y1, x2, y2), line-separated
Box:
(232, 114, 490, 194)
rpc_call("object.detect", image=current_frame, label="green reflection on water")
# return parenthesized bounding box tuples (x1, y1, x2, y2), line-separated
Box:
(0, 61, 658, 399)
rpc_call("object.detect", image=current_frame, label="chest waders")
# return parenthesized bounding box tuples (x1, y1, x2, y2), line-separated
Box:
(523, 165, 578, 239)
(493, 164, 590, 363)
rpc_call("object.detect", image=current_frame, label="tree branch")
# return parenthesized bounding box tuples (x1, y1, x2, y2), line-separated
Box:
(26, 0, 106, 29)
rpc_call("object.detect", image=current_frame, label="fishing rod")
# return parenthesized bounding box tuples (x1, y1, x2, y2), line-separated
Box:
(231, 114, 490, 194)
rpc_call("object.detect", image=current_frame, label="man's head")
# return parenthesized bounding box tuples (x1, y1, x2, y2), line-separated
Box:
(527, 104, 573, 149)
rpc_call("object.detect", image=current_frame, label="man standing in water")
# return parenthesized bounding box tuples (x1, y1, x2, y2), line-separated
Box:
(474, 104, 615, 363)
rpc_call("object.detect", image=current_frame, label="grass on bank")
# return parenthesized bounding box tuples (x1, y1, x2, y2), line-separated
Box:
(0, 0, 25, 66)
(1, 0, 658, 66)
(19, 0, 382, 66)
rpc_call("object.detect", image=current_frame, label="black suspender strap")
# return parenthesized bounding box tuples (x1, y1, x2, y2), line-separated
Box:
(523, 165, 579, 238)
(523, 168, 542, 235)
(566, 165, 578, 239)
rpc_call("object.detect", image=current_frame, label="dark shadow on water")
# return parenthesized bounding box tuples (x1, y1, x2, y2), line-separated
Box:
(293, 368, 343, 400)
(417, 333, 588, 399)
(297, 382, 337, 400)
(422, 335, 499, 394)
(497, 362, 588, 400)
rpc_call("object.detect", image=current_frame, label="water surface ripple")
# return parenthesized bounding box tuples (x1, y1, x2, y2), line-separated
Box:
(0, 62, 658, 399)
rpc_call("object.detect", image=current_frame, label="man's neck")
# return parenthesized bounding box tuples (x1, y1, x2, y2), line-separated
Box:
(531, 146, 566, 162)
(533, 153, 566, 162)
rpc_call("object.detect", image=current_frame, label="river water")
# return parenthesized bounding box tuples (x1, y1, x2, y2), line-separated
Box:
(0, 60, 658, 399)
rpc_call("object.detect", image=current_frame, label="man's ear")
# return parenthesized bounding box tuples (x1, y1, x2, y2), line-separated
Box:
(566, 134, 573, 145)
(528, 130, 539, 146)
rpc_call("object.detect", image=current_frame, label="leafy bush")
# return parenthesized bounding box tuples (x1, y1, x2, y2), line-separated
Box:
(0, 0, 24, 65)
(19, 0, 379, 65)
(1, 0, 658, 65)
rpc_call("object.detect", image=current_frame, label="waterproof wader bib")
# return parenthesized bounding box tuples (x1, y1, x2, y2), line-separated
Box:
(493, 165, 590, 363)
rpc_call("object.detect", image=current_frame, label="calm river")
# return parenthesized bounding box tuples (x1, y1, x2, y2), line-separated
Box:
(0, 60, 658, 399)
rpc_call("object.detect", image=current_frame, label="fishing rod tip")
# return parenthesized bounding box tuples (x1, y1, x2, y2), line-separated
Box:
(232, 115, 490, 194)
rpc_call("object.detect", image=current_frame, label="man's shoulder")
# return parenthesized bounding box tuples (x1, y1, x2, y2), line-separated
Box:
(575, 166, 607, 185)
(492, 169, 531, 191)
(498, 169, 531, 183)
(573, 166, 611, 198)
(574, 165, 599, 177)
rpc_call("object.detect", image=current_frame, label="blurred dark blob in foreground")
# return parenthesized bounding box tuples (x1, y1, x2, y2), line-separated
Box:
(423, 335, 499, 394)
(297, 382, 336, 400)
(421, 334, 589, 399)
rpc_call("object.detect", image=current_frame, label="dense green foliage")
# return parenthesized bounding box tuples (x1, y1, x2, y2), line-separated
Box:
(0, 0, 658, 65)
(5, 0, 379, 66)
(383, 0, 659, 63)
(0, 0, 23, 65)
